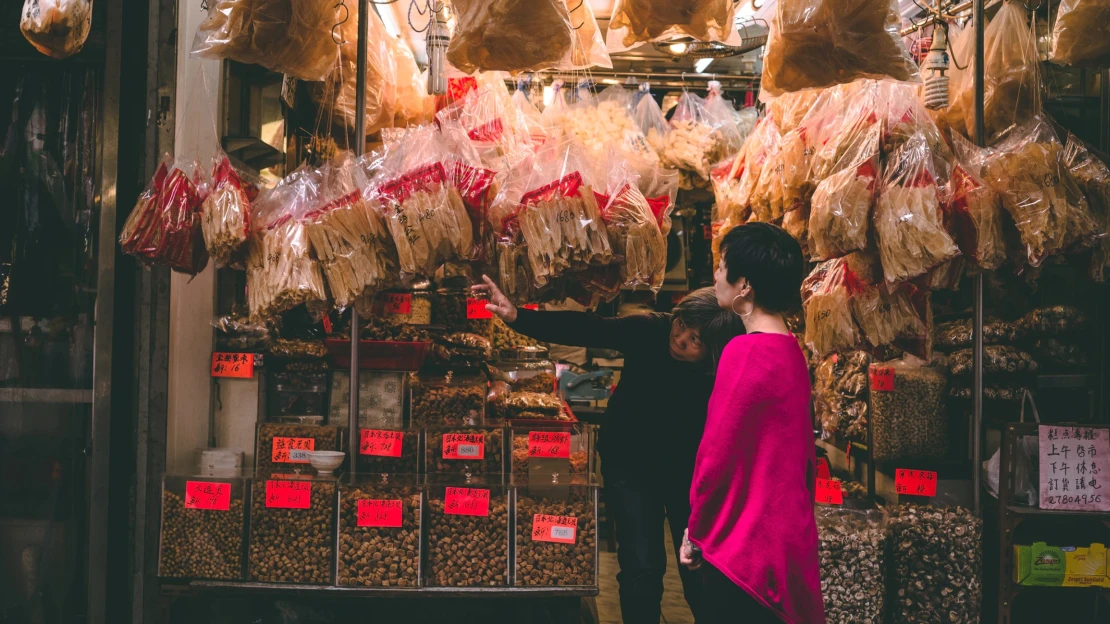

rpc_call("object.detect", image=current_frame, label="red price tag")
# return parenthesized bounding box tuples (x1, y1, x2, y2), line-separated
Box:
(271, 437, 315, 463)
(703, 224, 713, 240)
(382, 293, 412, 315)
(532, 514, 578, 544)
(442, 433, 485, 460)
(815, 478, 843, 505)
(816, 458, 831, 480)
(211, 352, 254, 379)
(265, 480, 311, 509)
(869, 366, 895, 392)
(522, 304, 539, 311)
(466, 298, 493, 319)
(444, 487, 490, 516)
(184, 480, 232, 510)
(359, 429, 403, 457)
(357, 499, 403, 527)
(527, 431, 571, 459)
(895, 469, 938, 497)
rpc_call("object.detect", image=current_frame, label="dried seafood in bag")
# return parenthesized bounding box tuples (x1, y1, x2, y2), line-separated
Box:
(802, 258, 866, 356)
(874, 134, 960, 284)
(751, 128, 787, 222)
(809, 160, 879, 260)
(191, 0, 339, 81)
(556, 86, 660, 168)
(20, 0, 92, 59)
(934, 317, 1023, 350)
(1061, 132, 1110, 280)
(944, 165, 1006, 270)
(1051, 0, 1110, 67)
(600, 182, 667, 292)
(762, 0, 918, 97)
(606, 0, 735, 52)
(1017, 304, 1088, 335)
(120, 158, 210, 276)
(813, 351, 872, 440)
(246, 219, 327, 320)
(870, 359, 948, 462)
(647, 93, 719, 180)
(947, 345, 1039, 376)
(517, 175, 611, 286)
(851, 285, 926, 349)
(202, 156, 251, 268)
(437, 85, 535, 173)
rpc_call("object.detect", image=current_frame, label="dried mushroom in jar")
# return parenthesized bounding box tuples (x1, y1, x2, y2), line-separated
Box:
(817, 507, 886, 624)
(515, 494, 597, 586)
(870, 361, 948, 462)
(337, 485, 420, 587)
(888, 505, 982, 624)
(425, 489, 509, 586)
(159, 487, 245, 580)
(248, 480, 335, 584)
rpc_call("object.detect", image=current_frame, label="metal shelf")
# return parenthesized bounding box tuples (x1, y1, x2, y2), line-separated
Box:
(1006, 504, 1110, 521)
(164, 580, 599, 599)
(0, 388, 93, 404)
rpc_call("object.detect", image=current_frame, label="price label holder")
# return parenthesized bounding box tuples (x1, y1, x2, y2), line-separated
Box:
(357, 499, 403, 528)
(211, 352, 254, 379)
(360, 429, 403, 457)
(444, 487, 490, 517)
(527, 431, 571, 459)
(869, 366, 895, 392)
(1038, 425, 1110, 512)
(895, 469, 938, 497)
(532, 514, 578, 544)
(265, 480, 311, 509)
(382, 292, 412, 316)
(442, 433, 485, 460)
(815, 478, 843, 505)
(184, 480, 232, 510)
(271, 437, 315, 463)
(466, 297, 493, 319)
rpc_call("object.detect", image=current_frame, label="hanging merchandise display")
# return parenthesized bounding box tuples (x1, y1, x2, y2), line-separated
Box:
(605, 0, 736, 53)
(119, 157, 209, 276)
(597, 159, 669, 292)
(201, 155, 252, 268)
(20, 0, 93, 59)
(1050, 0, 1110, 68)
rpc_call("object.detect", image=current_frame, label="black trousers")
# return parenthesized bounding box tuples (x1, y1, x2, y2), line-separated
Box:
(699, 562, 782, 624)
(608, 477, 703, 624)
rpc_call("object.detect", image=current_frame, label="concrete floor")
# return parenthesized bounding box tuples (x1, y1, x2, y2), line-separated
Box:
(593, 523, 696, 624)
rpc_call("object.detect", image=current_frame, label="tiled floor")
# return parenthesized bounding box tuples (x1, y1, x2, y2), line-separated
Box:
(594, 523, 696, 624)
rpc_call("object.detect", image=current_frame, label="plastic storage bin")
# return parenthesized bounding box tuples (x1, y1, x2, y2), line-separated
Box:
(514, 484, 598, 587)
(410, 369, 487, 426)
(424, 481, 509, 587)
(510, 425, 594, 483)
(337, 476, 422, 587)
(247, 476, 336, 584)
(498, 346, 557, 394)
(254, 423, 342, 478)
(158, 476, 246, 580)
(425, 426, 506, 480)
(355, 426, 422, 475)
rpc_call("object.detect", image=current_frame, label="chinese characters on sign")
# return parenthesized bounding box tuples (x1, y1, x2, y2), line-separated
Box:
(359, 429, 403, 457)
(184, 481, 232, 510)
(382, 293, 412, 315)
(265, 480, 311, 509)
(527, 431, 571, 459)
(442, 433, 485, 459)
(895, 469, 938, 497)
(815, 478, 843, 505)
(444, 487, 490, 517)
(466, 297, 493, 319)
(271, 437, 315, 463)
(210, 352, 254, 379)
(1039, 425, 1110, 512)
(869, 366, 895, 392)
(532, 514, 578, 544)
(357, 499, 403, 527)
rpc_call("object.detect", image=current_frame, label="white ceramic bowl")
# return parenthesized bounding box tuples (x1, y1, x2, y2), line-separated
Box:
(306, 451, 345, 476)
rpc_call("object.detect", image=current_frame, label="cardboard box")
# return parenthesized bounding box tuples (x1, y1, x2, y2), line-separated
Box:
(1013, 542, 1110, 587)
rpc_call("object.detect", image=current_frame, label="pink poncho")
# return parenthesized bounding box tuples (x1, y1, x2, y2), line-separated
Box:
(688, 333, 825, 623)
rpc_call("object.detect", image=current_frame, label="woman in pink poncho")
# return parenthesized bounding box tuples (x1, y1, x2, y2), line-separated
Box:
(681, 223, 825, 623)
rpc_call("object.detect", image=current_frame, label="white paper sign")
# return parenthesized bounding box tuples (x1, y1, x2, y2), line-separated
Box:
(1038, 425, 1110, 512)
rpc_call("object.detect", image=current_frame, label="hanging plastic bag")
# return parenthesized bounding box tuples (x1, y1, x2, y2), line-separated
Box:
(851, 283, 927, 349)
(935, 22, 973, 137)
(511, 84, 549, 146)
(943, 164, 1006, 270)
(558, 85, 660, 168)
(389, 34, 433, 128)
(201, 154, 252, 268)
(1061, 132, 1110, 281)
(651, 92, 719, 180)
(750, 125, 787, 222)
(762, 0, 918, 97)
(120, 157, 210, 276)
(704, 82, 748, 158)
(955, 2, 1038, 143)
(1051, 0, 1110, 67)
(873, 133, 960, 284)
(20, 0, 93, 59)
(446, 0, 610, 75)
(801, 256, 868, 355)
(598, 156, 668, 292)
(191, 0, 339, 82)
(768, 90, 821, 133)
(606, 0, 736, 53)
(437, 84, 535, 173)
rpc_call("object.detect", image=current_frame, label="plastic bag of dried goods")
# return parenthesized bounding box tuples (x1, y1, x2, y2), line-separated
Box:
(943, 164, 1006, 270)
(120, 156, 210, 276)
(705, 82, 749, 157)
(390, 34, 433, 128)
(869, 358, 948, 461)
(874, 133, 960, 284)
(762, 0, 918, 97)
(649, 92, 720, 180)
(20, 0, 92, 59)
(511, 85, 548, 146)
(201, 154, 252, 268)
(598, 159, 667, 292)
(816, 506, 887, 623)
(982, 118, 1071, 266)
(955, 2, 1038, 142)
(801, 257, 867, 355)
(948, 345, 1039, 376)
(633, 85, 670, 143)
(711, 154, 749, 231)
(1051, 0, 1110, 67)
(192, 0, 338, 81)
(447, 0, 610, 74)
(813, 351, 873, 441)
(851, 284, 927, 349)
(934, 317, 1024, 350)
(1061, 132, 1110, 280)
(768, 90, 822, 134)
(935, 22, 973, 137)
(606, 0, 736, 53)
(558, 85, 660, 168)
(437, 84, 534, 173)
(1016, 304, 1088, 335)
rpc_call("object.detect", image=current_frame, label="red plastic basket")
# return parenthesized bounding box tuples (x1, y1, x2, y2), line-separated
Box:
(325, 339, 432, 371)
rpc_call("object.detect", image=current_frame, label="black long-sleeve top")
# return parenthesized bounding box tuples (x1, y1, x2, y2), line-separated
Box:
(510, 309, 715, 483)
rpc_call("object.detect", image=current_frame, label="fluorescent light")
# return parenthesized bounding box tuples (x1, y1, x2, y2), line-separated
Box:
(601, 78, 620, 85)
(378, 5, 401, 38)
(668, 42, 688, 54)
(695, 58, 714, 73)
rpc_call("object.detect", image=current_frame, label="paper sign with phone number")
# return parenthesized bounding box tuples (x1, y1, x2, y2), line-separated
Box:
(211, 352, 254, 378)
(271, 437, 314, 463)
(528, 431, 571, 458)
(532, 514, 578, 544)
(360, 429, 403, 457)
(185, 481, 232, 510)
(265, 480, 311, 508)
(895, 469, 938, 497)
(444, 487, 490, 516)
(357, 499, 403, 527)
(815, 478, 843, 505)
(443, 433, 485, 459)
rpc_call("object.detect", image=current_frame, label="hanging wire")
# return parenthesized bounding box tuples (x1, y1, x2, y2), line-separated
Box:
(567, 0, 586, 30)
(409, 0, 435, 33)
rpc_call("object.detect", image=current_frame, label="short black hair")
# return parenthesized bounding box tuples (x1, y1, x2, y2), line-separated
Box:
(718, 223, 805, 313)
(673, 287, 746, 362)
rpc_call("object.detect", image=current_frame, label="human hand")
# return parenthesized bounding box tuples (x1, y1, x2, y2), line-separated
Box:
(472, 275, 518, 324)
(679, 528, 702, 570)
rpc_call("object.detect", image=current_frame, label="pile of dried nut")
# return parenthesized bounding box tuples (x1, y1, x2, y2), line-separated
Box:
(337, 485, 420, 587)
(159, 490, 244, 580)
(248, 481, 335, 584)
(425, 491, 509, 586)
(515, 493, 596, 586)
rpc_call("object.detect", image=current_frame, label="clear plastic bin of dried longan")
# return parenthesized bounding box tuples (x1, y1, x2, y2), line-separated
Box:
(424, 480, 510, 587)
(409, 368, 488, 427)
(509, 424, 595, 484)
(513, 483, 598, 587)
(158, 475, 247, 580)
(247, 475, 337, 585)
(425, 425, 507, 482)
(337, 474, 422, 588)
(355, 425, 423, 476)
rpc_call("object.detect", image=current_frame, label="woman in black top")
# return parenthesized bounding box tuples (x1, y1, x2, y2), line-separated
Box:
(474, 276, 744, 624)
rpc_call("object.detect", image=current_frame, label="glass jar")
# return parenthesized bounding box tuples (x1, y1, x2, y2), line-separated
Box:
(424, 481, 509, 587)
(513, 483, 598, 587)
(158, 476, 246, 580)
(378, 282, 433, 325)
(247, 476, 336, 584)
(410, 369, 487, 426)
(435, 286, 493, 338)
(254, 423, 342, 478)
(337, 475, 422, 588)
(498, 346, 557, 394)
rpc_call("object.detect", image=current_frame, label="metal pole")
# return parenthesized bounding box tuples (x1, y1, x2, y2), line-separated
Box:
(349, 0, 370, 477)
(971, 0, 985, 514)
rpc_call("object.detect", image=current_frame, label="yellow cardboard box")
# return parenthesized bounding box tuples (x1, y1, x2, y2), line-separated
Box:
(1013, 542, 1110, 587)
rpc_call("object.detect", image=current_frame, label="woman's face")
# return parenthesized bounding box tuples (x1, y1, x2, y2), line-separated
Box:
(669, 317, 708, 362)
(714, 257, 747, 309)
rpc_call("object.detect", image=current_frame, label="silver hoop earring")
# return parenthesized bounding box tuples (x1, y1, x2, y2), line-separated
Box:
(731, 295, 753, 318)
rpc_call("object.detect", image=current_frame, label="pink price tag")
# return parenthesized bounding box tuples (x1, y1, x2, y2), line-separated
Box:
(357, 499, 403, 527)
(895, 469, 938, 497)
(466, 298, 493, 319)
(360, 429, 403, 457)
(442, 433, 485, 460)
(444, 487, 490, 517)
(532, 514, 578, 544)
(184, 481, 232, 510)
(527, 431, 571, 459)
(815, 478, 843, 505)
(265, 480, 311, 509)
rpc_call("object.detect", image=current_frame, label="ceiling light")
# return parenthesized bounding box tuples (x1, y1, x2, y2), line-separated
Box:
(694, 57, 714, 73)
(668, 42, 688, 55)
